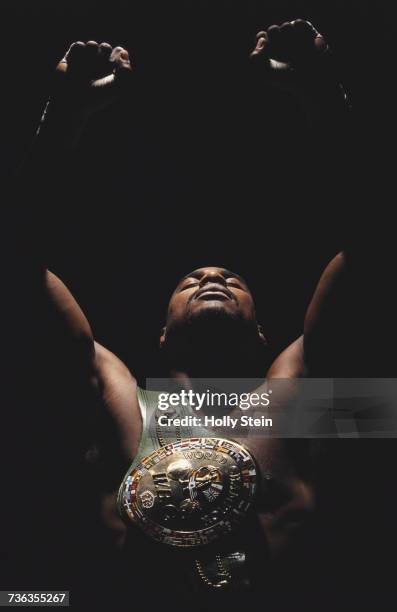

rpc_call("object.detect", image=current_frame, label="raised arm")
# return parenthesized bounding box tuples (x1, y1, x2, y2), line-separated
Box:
(6, 41, 142, 543)
(6, 40, 138, 450)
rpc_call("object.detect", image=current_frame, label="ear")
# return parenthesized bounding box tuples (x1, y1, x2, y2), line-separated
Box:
(159, 326, 167, 349)
(257, 324, 268, 346)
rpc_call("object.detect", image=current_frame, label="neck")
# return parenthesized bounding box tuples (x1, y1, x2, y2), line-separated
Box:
(165, 337, 266, 379)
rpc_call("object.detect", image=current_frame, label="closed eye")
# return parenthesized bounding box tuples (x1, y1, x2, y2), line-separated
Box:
(227, 280, 246, 290)
(179, 281, 200, 292)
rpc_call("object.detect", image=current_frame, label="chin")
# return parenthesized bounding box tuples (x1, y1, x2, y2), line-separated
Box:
(187, 301, 242, 329)
(189, 299, 235, 318)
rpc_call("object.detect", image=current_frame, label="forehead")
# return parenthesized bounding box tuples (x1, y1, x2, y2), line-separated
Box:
(178, 267, 248, 286)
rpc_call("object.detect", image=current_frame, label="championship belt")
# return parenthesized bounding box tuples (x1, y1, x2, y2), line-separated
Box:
(117, 435, 258, 590)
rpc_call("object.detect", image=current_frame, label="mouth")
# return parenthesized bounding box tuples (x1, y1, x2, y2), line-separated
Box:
(193, 285, 235, 302)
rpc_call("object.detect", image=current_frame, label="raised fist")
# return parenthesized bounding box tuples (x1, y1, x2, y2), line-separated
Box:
(250, 20, 329, 73)
(52, 40, 133, 117)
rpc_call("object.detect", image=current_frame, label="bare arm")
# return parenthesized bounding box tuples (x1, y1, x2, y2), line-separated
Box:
(35, 41, 139, 450)
(7, 41, 137, 472)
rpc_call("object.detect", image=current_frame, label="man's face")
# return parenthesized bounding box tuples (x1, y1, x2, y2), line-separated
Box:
(161, 267, 260, 344)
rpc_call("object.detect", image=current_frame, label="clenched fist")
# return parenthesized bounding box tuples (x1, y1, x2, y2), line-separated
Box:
(250, 19, 329, 74)
(247, 18, 349, 118)
(53, 40, 133, 116)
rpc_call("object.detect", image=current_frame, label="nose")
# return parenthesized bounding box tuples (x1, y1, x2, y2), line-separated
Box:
(199, 270, 227, 287)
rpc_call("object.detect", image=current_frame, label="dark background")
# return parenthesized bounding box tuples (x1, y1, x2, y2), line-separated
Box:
(1, 1, 397, 610)
(3, 0, 395, 377)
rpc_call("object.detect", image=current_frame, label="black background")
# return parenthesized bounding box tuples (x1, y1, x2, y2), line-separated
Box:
(2, 2, 397, 610)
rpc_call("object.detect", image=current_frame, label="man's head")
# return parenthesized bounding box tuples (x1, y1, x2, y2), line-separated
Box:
(160, 267, 267, 374)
